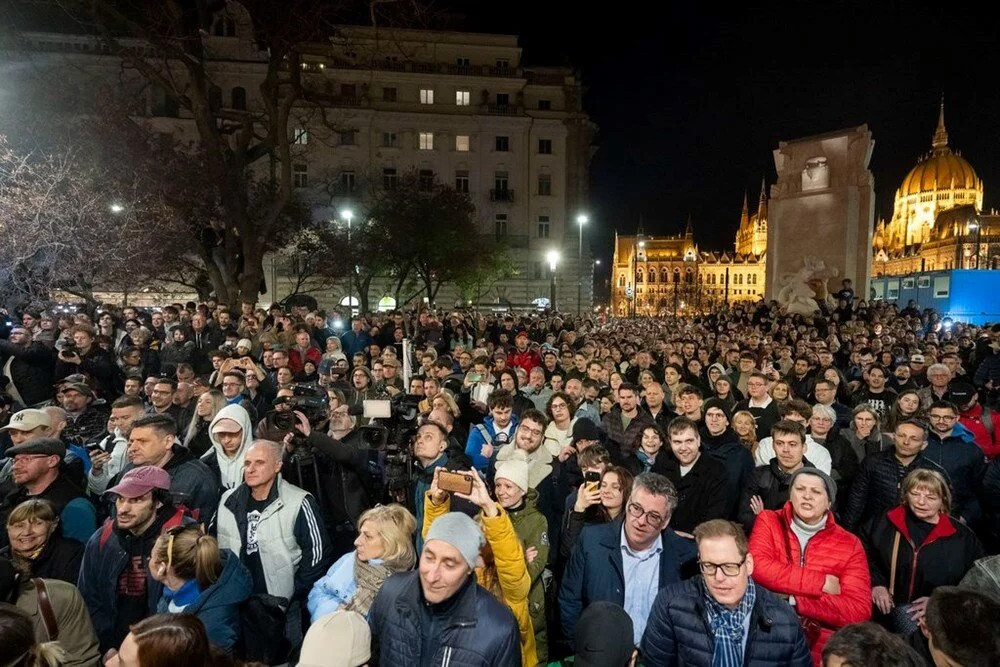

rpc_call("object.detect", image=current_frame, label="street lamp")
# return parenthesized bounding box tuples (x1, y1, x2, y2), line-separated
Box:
(109, 203, 124, 214)
(576, 214, 588, 317)
(969, 219, 981, 269)
(547, 249, 560, 311)
(340, 208, 354, 243)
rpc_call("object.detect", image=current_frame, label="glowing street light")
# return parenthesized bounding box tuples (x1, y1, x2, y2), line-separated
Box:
(109, 203, 124, 214)
(547, 250, 560, 311)
(340, 208, 354, 242)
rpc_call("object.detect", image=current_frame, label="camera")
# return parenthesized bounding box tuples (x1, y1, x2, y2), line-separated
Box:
(357, 392, 424, 502)
(55, 338, 78, 356)
(270, 383, 330, 444)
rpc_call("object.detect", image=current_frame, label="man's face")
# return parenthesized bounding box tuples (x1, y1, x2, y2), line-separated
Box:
(419, 540, 471, 604)
(491, 405, 513, 429)
(8, 328, 29, 346)
(128, 426, 173, 466)
(352, 319, 363, 333)
(191, 314, 205, 330)
(704, 407, 728, 436)
(551, 375, 564, 392)
(942, 357, 961, 375)
(383, 363, 398, 379)
(544, 354, 557, 371)
(529, 368, 545, 389)
(243, 443, 281, 490)
(458, 353, 472, 370)
(895, 366, 911, 383)
(21, 314, 35, 329)
(645, 383, 664, 410)
(669, 427, 700, 467)
(566, 379, 583, 401)
(682, 343, 695, 358)
(928, 407, 958, 435)
(747, 376, 767, 399)
(59, 388, 90, 413)
(413, 424, 447, 462)
(699, 536, 753, 610)
(221, 376, 243, 399)
(123, 378, 142, 397)
(11, 452, 59, 485)
(115, 493, 160, 532)
(272, 352, 288, 369)
(109, 406, 144, 438)
(217, 312, 231, 327)
(814, 383, 836, 405)
(894, 423, 927, 459)
(409, 378, 425, 396)
(739, 357, 755, 373)
(618, 388, 637, 413)
(624, 486, 669, 550)
(73, 331, 93, 352)
(773, 432, 805, 470)
(150, 383, 175, 410)
(515, 419, 544, 453)
(793, 359, 809, 376)
(295, 332, 310, 348)
(927, 368, 951, 388)
(424, 379, 439, 400)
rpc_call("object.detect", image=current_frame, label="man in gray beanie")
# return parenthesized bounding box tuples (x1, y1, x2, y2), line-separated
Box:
(369, 510, 521, 666)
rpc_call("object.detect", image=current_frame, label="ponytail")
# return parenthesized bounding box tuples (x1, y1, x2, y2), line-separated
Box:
(31, 642, 64, 667)
(154, 526, 222, 589)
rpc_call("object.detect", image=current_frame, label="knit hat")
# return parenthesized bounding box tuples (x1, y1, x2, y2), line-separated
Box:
(424, 512, 484, 570)
(236, 338, 253, 350)
(494, 457, 529, 492)
(574, 601, 635, 667)
(790, 466, 837, 503)
(571, 418, 601, 445)
(299, 610, 370, 667)
(702, 397, 731, 421)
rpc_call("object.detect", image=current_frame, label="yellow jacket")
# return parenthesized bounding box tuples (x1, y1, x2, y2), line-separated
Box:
(423, 492, 538, 667)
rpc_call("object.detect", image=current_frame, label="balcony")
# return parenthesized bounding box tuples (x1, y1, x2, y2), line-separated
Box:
(490, 189, 515, 203)
(486, 103, 521, 116)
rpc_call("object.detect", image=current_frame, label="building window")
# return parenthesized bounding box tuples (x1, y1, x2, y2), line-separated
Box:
(495, 214, 508, 239)
(636, 270, 643, 283)
(340, 171, 355, 192)
(339, 130, 356, 146)
(538, 99, 551, 110)
(537, 216, 550, 239)
(420, 88, 434, 104)
(419, 132, 434, 150)
(340, 83, 356, 99)
(533, 261, 543, 280)
(648, 270, 656, 284)
(382, 167, 397, 190)
(292, 128, 309, 145)
(455, 170, 469, 193)
(618, 275, 625, 287)
(382, 87, 397, 102)
(494, 171, 509, 192)
(538, 139, 552, 154)
(418, 169, 434, 191)
(455, 90, 470, 106)
(292, 163, 308, 188)
(212, 16, 236, 37)
(382, 132, 398, 148)
(496, 93, 510, 106)
(538, 174, 552, 196)
(231, 87, 246, 110)
(496, 59, 509, 70)
(456, 57, 470, 67)
(495, 136, 510, 152)
(455, 135, 470, 152)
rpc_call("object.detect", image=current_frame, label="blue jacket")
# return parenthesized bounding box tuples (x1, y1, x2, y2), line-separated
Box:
(639, 578, 812, 666)
(465, 414, 519, 472)
(925, 422, 988, 525)
(370, 571, 520, 667)
(339, 329, 374, 357)
(308, 550, 362, 621)
(558, 517, 697, 645)
(156, 549, 252, 651)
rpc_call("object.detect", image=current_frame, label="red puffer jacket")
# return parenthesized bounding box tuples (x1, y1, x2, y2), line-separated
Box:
(749, 503, 872, 666)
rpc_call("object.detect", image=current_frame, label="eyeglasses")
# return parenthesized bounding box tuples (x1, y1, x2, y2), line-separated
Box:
(699, 558, 747, 577)
(928, 414, 957, 422)
(626, 501, 664, 526)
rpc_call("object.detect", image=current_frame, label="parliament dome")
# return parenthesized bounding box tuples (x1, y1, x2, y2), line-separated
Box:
(900, 150, 979, 197)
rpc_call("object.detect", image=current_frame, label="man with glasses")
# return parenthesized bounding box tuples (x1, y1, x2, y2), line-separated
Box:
(559, 472, 696, 649)
(924, 401, 987, 526)
(220, 370, 258, 423)
(735, 372, 779, 438)
(146, 377, 192, 433)
(640, 519, 810, 666)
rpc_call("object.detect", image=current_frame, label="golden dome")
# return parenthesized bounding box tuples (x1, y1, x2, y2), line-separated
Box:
(899, 101, 980, 197)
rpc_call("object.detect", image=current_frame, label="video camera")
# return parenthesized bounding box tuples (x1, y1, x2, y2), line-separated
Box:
(357, 393, 423, 502)
(271, 383, 329, 445)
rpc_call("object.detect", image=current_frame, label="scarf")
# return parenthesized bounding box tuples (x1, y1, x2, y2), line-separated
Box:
(344, 556, 393, 617)
(704, 578, 757, 667)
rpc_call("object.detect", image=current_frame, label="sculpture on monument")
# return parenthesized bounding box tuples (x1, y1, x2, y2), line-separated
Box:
(801, 156, 830, 190)
(776, 256, 839, 315)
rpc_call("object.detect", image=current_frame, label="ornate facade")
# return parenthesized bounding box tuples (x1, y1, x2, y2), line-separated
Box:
(874, 103, 998, 274)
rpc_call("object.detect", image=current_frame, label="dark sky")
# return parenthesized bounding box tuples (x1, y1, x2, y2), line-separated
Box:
(454, 2, 1000, 262)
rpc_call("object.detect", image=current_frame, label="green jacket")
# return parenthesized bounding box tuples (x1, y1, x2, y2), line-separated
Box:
(507, 488, 550, 664)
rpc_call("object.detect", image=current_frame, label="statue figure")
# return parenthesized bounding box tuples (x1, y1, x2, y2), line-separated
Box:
(802, 157, 830, 191)
(776, 257, 839, 315)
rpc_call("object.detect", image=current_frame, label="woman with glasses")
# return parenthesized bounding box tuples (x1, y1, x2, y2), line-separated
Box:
(148, 525, 252, 653)
(749, 467, 871, 664)
(862, 469, 983, 634)
(543, 391, 577, 458)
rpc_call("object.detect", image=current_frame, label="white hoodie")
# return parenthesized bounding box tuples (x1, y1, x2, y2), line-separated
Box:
(204, 403, 254, 489)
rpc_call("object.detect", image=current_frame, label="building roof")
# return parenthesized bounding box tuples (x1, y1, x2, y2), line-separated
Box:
(899, 101, 980, 197)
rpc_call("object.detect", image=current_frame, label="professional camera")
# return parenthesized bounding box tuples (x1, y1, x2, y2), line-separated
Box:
(357, 393, 423, 502)
(270, 383, 329, 444)
(54, 338, 78, 356)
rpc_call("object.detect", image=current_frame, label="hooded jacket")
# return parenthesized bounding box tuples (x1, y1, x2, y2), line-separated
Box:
(505, 488, 550, 663)
(698, 426, 755, 519)
(202, 404, 254, 491)
(156, 549, 253, 652)
(465, 413, 520, 472)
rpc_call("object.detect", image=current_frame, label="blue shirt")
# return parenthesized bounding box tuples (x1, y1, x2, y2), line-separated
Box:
(621, 526, 662, 645)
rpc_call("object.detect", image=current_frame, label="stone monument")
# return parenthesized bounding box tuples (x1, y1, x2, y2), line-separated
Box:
(766, 125, 875, 305)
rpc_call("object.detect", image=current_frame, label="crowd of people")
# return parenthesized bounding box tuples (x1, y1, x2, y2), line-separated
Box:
(0, 294, 999, 667)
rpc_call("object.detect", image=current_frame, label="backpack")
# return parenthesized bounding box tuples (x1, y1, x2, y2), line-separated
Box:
(96, 505, 193, 551)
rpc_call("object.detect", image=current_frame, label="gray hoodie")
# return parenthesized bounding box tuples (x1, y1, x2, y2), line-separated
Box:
(203, 403, 254, 489)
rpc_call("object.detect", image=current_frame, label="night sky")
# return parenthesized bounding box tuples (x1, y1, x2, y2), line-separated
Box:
(456, 2, 1000, 263)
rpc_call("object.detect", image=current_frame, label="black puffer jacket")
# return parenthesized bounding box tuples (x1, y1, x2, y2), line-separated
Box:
(0, 339, 55, 406)
(737, 458, 816, 534)
(842, 449, 950, 532)
(369, 572, 520, 667)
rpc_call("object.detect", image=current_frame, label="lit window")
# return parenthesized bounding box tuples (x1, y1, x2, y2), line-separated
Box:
(292, 128, 309, 145)
(419, 132, 434, 150)
(455, 135, 470, 152)
(456, 90, 470, 106)
(420, 89, 434, 104)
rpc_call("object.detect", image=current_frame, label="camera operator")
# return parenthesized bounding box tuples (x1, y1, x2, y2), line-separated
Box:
(256, 387, 295, 442)
(282, 408, 375, 559)
(54, 325, 117, 400)
(0, 325, 55, 408)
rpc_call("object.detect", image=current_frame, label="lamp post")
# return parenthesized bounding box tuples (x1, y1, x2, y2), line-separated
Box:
(547, 250, 560, 311)
(109, 203, 124, 214)
(969, 219, 981, 269)
(576, 214, 588, 317)
(340, 208, 354, 243)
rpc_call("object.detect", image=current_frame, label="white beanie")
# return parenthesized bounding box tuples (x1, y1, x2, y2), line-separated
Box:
(494, 458, 529, 492)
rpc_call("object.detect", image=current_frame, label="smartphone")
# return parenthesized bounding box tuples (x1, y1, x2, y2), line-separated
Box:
(467, 373, 482, 383)
(584, 470, 601, 493)
(85, 443, 102, 453)
(438, 470, 473, 495)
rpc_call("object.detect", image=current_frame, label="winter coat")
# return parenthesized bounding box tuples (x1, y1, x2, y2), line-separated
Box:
(0, 534, 83, 584)
(288, 345, 323, 375)
(115, 444, 220, 523)
(159, 340, 195, 368)
(284, 430, 374, 532)
(862, 506, 983, 604)
(307, 550, 367, 621)
(465, 414, 519, 472)
(54, 346, 117, 400)
(699, 426, 755, 519)
(156, 549, 253, 651)
(601, 405, 656, 458)
(0, 474, 96, 547)
(836, 426, 893, 463)
(201, 404, 254, 491)
(16, 577, 101, 667)
(558, 517, 697, 647)
(423, 495, 537, 667)
(959, 554, 1000, 600)
(639, 578, 812, 667)
(749, 503, 872, 665)
(737, 458, 816, 534)
(842, 449, 950, 532)
(369, 572, 521, 667)
(0, 339, 55, 406)
(507, 348, 541, 375)
(506, 490, 550, 663)
(651, 451, 729, 534)
(958, 403, 1000, 459)
(924, 424, 988, 525)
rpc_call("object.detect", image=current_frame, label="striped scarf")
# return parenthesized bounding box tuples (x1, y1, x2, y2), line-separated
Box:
(704, 578, 756, 667)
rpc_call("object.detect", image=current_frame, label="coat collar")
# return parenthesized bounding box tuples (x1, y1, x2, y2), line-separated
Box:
(886, 505, 957, 544)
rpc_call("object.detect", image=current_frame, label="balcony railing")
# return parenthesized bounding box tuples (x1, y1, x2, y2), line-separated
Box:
(486, 103, 521, 116)
(490, 189, 515, 203)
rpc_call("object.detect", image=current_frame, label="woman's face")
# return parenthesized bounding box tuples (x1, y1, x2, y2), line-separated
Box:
(609, 374, 622, 390)
(600, 396, 614, 414)
(708, 367, 721, 384)
(600, 472, 624, 511)
(195, 392, 214, 417)
(790, 474, 830, 524)
(640, 427, 663, 456)
(853, 411, 877, 435)
(687, 360, 702, 376)
(6, 517, 55, 558)
(823, 368, 840, 384)
(770, 383, 789, 401)
(173, 329, 185, 342)
(906, 484, 944, 522)
(733, 415, 753, 437)
(277, 367, 293, 385)
(899, 393, 920, 415)
(500, 374, 516, 391)
(494, 477, 526, 509)
(549, 397, 571, 423)
(354, 519, 386, 562)
(715, 379, 731, 396)
(326, 338, 339, 352)
(106, 632, 138, 667)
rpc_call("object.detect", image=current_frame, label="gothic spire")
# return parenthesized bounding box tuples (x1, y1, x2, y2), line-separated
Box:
(740, 190, 749, 229)
(685, 213, 694, 237)
(932, 94, 949, 154)
(757, 176, 767, 221)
